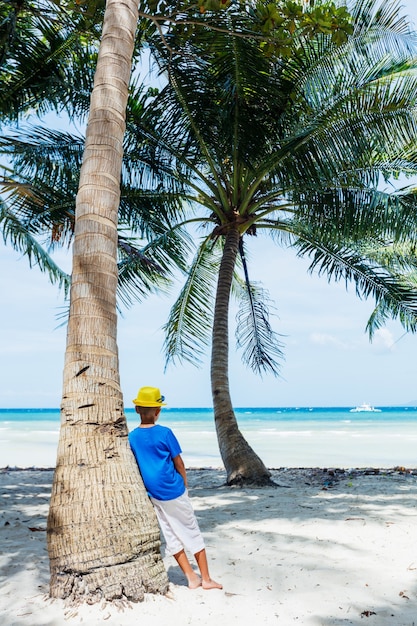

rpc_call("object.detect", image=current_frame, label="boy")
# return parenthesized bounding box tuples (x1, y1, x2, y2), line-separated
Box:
(129, 386, 222, 591)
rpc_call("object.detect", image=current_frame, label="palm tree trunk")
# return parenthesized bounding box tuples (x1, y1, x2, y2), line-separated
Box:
(47, 0, 168, 603)
(211, 226, 273, 486)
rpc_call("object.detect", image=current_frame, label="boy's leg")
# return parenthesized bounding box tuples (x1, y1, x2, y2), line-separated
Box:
(173, 549, 202, 589)
(152, 495, 222, 590)
(194, 549, 223, 590)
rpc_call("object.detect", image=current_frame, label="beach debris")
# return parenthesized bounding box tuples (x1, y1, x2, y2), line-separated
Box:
(360, 609, 376, 617)
(399, 590, 410, 600)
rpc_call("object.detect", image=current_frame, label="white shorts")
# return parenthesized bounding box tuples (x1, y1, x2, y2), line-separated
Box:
(150, 491, 205, 557)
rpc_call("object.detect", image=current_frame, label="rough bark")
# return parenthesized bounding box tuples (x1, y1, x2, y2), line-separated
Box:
(47, 0, 168, 602)
(211, 226, 274, 487)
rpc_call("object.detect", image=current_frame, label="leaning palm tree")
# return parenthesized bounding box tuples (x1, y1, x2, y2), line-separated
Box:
(44, 0, 171, 602)
(140, 0, 417, 485)
(0, 10, 193, 601)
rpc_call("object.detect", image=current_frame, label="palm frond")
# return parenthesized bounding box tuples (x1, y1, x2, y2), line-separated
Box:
(233, 238, 284, 375)
(268, 1, 417, 186)
(163, 237, 221, 367)
(356, 238, 417, 335)
(292, 186, 417, 244)
(360, 238, 417, 272)
(0, 2, 102, 122)
(0, 175, 76, 244)
(0, 203, 70, 292)
(366, 273, 417, 336)
(117, 227, 194, 308)
(294, 233, 417, 335)
(235, 279, 284, 376)
(0, 127, 82, 248)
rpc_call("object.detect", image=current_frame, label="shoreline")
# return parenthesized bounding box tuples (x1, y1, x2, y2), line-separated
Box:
(3, 406, 417, 469)
(2, 467, 417, 625)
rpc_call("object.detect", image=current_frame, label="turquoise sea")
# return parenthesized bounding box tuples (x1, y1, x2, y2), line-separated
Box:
(1, 406, 417, 469)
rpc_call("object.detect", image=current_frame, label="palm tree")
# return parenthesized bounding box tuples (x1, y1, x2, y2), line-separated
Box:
(45, 0, 170, 602)
(140, 0, 417, 485)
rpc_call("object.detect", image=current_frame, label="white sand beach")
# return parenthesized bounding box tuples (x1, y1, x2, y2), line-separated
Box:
(1, 465, 417, 626)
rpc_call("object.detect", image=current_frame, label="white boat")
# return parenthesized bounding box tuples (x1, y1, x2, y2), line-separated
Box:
(350, 403, 381, 413)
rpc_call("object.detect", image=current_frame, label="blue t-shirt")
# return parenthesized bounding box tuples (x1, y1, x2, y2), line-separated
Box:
(128, 424, 186, 501)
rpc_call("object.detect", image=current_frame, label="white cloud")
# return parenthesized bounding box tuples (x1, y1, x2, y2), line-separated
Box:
(371, 328, 396, 353)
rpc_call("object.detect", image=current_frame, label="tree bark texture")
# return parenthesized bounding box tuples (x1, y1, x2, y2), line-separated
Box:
(211, 226, 273, 486)
(47, 0, 168, 602)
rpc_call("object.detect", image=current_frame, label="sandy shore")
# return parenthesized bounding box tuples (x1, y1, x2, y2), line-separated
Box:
(1, 466, 417, 626)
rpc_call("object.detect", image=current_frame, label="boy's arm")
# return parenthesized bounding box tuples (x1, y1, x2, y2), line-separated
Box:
(173, 454, 188, 488)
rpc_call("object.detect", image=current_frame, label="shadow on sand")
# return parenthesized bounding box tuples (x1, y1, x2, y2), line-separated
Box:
(1, 466, 417, 625)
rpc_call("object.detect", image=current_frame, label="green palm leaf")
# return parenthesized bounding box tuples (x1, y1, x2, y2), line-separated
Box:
(0, 105, 195, 304)
(234, 239, 284, 375)
(0, 202, 70, 291)
(163, 236, 221, 366)
(294, 234, 417, 333)
(117, 227, 193, 307)
(235, 281, 284, 376)
(0, 2, 102, 122)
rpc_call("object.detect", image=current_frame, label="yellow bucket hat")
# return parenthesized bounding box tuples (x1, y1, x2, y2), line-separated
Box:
(132, 386, 166, 407)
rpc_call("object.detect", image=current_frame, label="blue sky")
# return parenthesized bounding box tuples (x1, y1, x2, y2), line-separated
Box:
(1, 1, 417, 409)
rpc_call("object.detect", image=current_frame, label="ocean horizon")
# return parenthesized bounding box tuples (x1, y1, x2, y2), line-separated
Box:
(1, 406, 417, 469)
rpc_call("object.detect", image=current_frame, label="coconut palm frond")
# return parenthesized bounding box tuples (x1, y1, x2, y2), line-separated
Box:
(0, 127, 84, 246)
(0, 203, 70, 292)
(358, 238, 417, 335)
(0, 127, 85, 174)
(361, 239, 417, 272)
(117, 227, 194, 307)
(0, 3, 101, 122)
(119, 187, 188, 239)
(292, 186, 417, 244)
(294, 235, 417, 334)
(366, 271, 417, 336)
(272, 1, 417, 186)
(1, 175, 77, 244)
(163, 237, 221, 367)
(351, 0, 412, 37)
(234, 239, 284, 376)
(235, 281, 285, 377)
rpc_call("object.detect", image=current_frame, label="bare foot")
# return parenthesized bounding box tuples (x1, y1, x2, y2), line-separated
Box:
(202, 578, 223, 590)
(187, 574, 202, 589)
